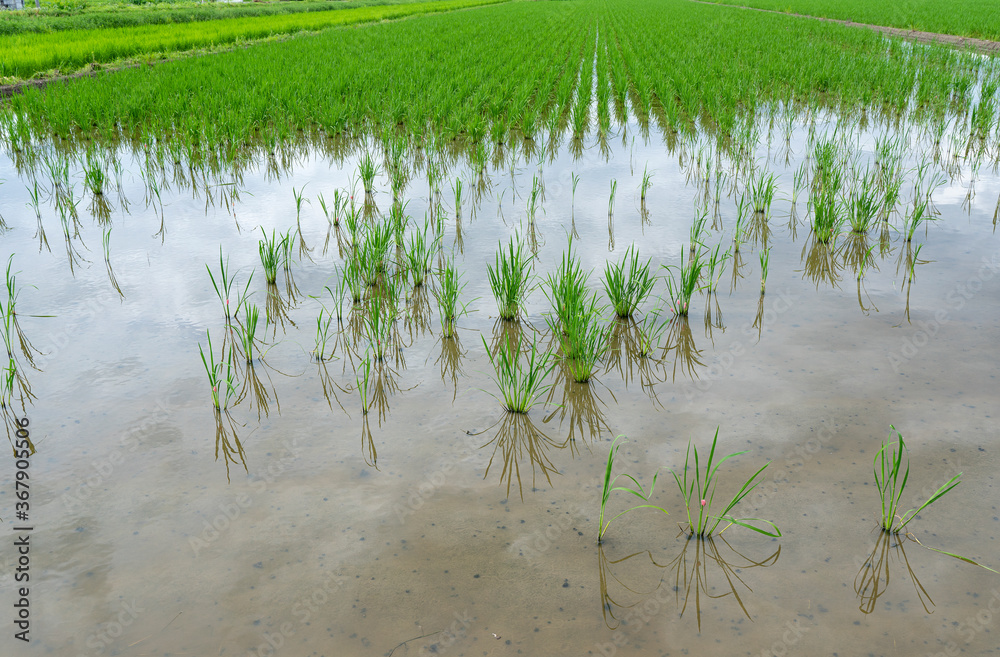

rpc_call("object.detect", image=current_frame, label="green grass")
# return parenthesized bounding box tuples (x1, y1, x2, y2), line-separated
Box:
(700, 0, 1000, 41)
(0, 0, 510, 81)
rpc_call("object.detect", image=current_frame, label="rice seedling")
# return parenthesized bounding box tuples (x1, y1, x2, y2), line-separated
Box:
(791, 162, 808, 206)
(358, 151, 381, 195)
(292, 185, 310, 221)
(608, 179, 618, 216)
(452, 177, 463, 217)
(663, 246, 705, 317)
(602, 245, 655, 319)
(481, 334, 554, 414)
(258, 228, 285, 285)
(704, 243, 729, 295)
(544, 242, 589, 332)
(558, 292, 609, 384)
(313, 309, 336, 362)
(405, 222, 434, 287)
(206, 247, 252, 322)
(571, 172, 580, 210)
(748, 168, 777, 216)
(873, 426, 961, 534)
(671, 427, 780, 538)
(432, 256, 469, 339)
(689, 204, 711, 256)
(527, 175, 543, 222)
(848, 168, 882, 234)
(198, 329, 238, 411)
(487, 235, 533, 321)
(598, 435, 669, 543)
(811, 190, 844, 244)
(235, 303, 263, 364)
(389, 201, 409, 249)
(640, 165, 653, 201)
(903, 199, 933, 242)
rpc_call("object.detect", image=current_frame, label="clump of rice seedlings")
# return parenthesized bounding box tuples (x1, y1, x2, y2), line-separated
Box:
(313, 309, 335, 361)
(292, 185, 310, 221)
(812, 191, 844, 244)
(527, 175, 543, 222)
(83, 149, 107, 197)
(488, 235, 533, 321)
(733, 193, 749, 253)
(235, 303, 263, 364)
(358, 152, 381, 195)
(608, 179, 617, 216)
(705, 244, 729, 295)
(432, 256, 469, 339)
(640, 165, 653, 201)
(481, 334, 554, 414)
(759, 247, 770, 295)
(874, 426, 961, 534)
(904, 199, 933, 242)
(598, 435, 669, 543)
(671, 427, 780, 538)
(749, 168, 777, 216)
(602, 245, 655, 318)
(389, 202, 409, 249)
(848, 168, 882, 234)
(405, 221, 434, 287)
(663, 246, 705, 316)
(207, 247, 252, 322)
(258, 228, 285, 285)
(544, 243, 589, 332)
(558, 291, 609, 384)
(340, 261, 365, 306)
(452, 178, 463, 217)
(198, 329, 237, 411)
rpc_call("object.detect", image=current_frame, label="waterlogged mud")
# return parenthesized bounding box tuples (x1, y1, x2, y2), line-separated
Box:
(0, 106, 998, 657)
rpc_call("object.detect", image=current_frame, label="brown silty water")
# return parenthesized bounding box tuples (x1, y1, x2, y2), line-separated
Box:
(0, 108, 998, 657)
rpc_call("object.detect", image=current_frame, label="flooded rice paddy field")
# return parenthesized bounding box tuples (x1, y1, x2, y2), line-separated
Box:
(1, 105, 999, 657)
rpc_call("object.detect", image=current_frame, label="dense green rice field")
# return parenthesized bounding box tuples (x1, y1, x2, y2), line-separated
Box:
(702, 0, 1000, 41)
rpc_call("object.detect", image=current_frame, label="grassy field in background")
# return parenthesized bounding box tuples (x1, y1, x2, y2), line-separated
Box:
(701, 0, 1000, 41)
(0, 0, 507, 80)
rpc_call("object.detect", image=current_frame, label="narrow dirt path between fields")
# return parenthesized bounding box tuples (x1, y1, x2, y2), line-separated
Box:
(692, 0, 1000, 55)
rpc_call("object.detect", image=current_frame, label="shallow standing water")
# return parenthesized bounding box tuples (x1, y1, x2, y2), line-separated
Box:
(1, 107, 999, 657)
